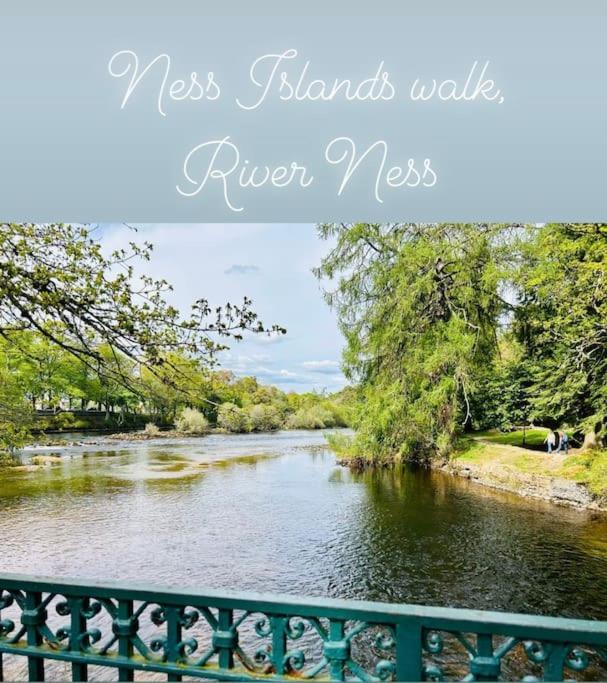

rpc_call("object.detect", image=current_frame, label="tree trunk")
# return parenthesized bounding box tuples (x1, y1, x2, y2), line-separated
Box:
(582, 430, 598, 450)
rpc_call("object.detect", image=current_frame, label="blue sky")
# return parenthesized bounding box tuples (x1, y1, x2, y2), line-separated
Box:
(99, 224, 346, 393)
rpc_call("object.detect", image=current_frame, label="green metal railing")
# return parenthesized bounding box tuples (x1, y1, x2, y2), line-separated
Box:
(1, 574, 607, 682)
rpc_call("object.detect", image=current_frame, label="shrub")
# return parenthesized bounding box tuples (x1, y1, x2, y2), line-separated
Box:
(248, 404, 283, 432)
(52, 411, 76, 430)
(175, 407, 209, 435)
(144, 422, 160, 437)
(285, 405, 336, 430)
(0, 451, 18, 468)
(217, 403, 251, 433)
(325, 431, 355, 456)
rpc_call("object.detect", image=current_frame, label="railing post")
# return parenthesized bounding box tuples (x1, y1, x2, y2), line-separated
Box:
(23, 591, 45, 682)
(472, 633, 499, 682)
(544, 643, 566, 682)
(215, 609, 235, 670)
(164, 606, 183, 682)
(115, 599, 134, 682)
(327, 620, 346, 681)
(270, 616, 287, 676)
(68, 596, 88, 682)
(395, 619, 422, 683)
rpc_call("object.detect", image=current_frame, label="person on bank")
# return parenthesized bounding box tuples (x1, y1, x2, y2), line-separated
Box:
(544, 430, 556, 454)
(556, 430, 569, 455)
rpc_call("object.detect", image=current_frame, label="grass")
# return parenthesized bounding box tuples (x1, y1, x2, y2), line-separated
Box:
(474, 427, 552, 449)
(557, 451, 607, 496)
(455, 430, 607, 497)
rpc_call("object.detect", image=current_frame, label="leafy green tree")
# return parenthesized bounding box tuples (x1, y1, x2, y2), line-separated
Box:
(0, 365, 33, 454)
(0, 223, 284, 391)
(316, 223, 507, 462)
(514, 224, 607, 445)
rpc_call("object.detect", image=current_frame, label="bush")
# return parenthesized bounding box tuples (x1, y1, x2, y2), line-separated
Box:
(52, 411, 76, 430)
(144, 422, 160, 437)
(285, 405, 336, 430)
(0, 451, 18, 468)
(217, 403, 251, 433)
(248, 404, 283, 432)
(325, 431, 355, 456)
(175, 407, 209, 434)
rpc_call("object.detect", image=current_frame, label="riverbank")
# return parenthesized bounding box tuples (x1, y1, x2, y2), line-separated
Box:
(445, 432, 607, 513)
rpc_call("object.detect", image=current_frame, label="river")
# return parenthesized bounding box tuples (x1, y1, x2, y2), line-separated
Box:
(2, 429, 607, 678)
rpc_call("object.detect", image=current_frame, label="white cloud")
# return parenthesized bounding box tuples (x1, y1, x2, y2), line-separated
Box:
(224, 264, 260, 275)
(302, 360, 341, 374)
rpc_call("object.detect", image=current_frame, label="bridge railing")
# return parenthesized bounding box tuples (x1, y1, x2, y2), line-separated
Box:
(1, 573, 606, 681)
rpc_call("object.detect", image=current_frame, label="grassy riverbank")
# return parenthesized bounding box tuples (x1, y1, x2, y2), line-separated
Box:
(452, 429, 607, 506)
(330, 427, 607, 509)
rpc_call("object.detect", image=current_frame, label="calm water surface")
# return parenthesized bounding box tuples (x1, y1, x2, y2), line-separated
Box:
(2, 429, 607, 620)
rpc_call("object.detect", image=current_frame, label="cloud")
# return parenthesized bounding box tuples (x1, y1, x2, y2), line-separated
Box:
(302, 359, 341, 374)
(253, 332, 288, 346)
(224, 264, 260, 275)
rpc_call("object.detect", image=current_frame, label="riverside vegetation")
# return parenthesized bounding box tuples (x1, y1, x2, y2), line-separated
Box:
(0, 223, 349, 465)
(0, 329, 351, 456)
(318, 223, 607, 501)
(4, 222, 607, 505)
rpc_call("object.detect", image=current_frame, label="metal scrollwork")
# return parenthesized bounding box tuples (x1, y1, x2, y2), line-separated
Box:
(523, 640, 549, 664)
(423, 629, 444, 655)
(149, 636, 169, 659)
(0, 591, 14, 610)
(82, 601, 102, 619)
(178, 637, 199, 658)
(375, 627, 396, 651)
(180, 607, 199, 629)
(284, 648, 306, 672)
(78, 628, 102, 651)
(150, 605, 166, 626)
(422, 662, 445, 681)
(254, 615, 272, 637)
(55, 600, 71, 617)
(285, 616, 306, 640)
(376, 659, 396, 681)
(2, 576, 607, 682)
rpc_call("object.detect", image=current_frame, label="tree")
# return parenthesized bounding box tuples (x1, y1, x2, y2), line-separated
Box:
(315, 223, 507, 462)
(0, 363, 33, 453)
(514, 224, 607, 445)
(0, 223, 285, 393)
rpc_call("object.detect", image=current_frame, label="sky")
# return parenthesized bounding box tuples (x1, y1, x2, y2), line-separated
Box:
(99, 224, 346, 393)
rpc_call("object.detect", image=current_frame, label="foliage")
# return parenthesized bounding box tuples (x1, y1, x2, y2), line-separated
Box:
(175, 408, 209, 434)
(217, 402, 251, 433)
(144, 423, 161, 437)
(513, 224, 607, 444)
(324, 431, 355, 457)
(558, 451, 607, 496)
(248, 404, 282, 432)
(318, 222, 607, 466)
(0, 222, 284, 393)
(316, 223, 506, 463)
(0, 363, 34, 452)
(285, 405, 337, 429)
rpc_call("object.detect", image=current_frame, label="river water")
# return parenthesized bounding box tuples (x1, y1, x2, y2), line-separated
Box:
(2, 429, 607, 678)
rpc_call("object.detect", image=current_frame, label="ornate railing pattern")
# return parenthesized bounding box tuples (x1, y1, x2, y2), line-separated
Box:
(1, 574, 607, 681)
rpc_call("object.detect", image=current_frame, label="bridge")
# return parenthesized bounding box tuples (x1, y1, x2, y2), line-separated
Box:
(1, 574, 606, 681)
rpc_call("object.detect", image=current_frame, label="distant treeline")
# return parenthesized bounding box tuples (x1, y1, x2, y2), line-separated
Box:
(0, 331, 352, 451)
